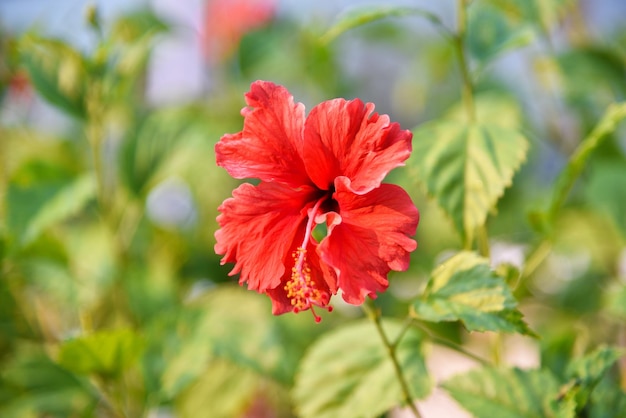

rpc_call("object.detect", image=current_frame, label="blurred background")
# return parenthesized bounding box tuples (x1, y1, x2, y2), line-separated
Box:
(0, 0, 625, 417)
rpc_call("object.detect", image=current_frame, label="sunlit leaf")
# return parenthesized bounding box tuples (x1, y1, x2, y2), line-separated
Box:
(17, 34, 88, 118)
(160, 286, 313, 398)
(322, 5, 447, 43)
(443, 367, 576, 418)
(445, 91, 524, 129)
(110, 10, 168, 43)
(411, 251, 534, 335)
(57, 329, 143, 377)
(175, 358, 260, 418)
(410, 120, 528, 244)
(293, 319, 431, 418)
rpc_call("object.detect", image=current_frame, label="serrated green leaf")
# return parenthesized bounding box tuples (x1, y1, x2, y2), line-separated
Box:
(17, 34, 88, 118)
(411, 251, 534, 335)
(411, 120, 528, 244)
(57, 329, 143, 377)
(443, 367, 576, 418)
(567, 346, 625, 384)
(445, 92, 524, 129)
(563, 346, 626, 410)
(588, 377, 626, 418)
(293, 319, 431, 418)
(322, 5, 445, 44)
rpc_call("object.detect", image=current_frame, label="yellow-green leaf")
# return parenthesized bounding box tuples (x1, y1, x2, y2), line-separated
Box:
(411, 120, 528, 245)
(411, 251, 534, 335)
(293, 319, 431, 418)
(321, 5, 446, 44)
(17, 34, 88, 118)
(57, 329, 143, 377)
(443, 367, 576, 418)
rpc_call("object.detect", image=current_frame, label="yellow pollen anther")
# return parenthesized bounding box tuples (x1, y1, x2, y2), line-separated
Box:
(284, 247, 331, 323)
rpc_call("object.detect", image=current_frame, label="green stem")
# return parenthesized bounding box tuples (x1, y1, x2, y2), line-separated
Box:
(548, 102, 626, 222)
(363, 301, 422, 418)
(476, 225, 490, 258)
(519, 240, 552, 284)
(86, 121, 107, 212)
(411, 320, 491, 366)
(455, 0, 476, 123)
(0, 130, 5, 226)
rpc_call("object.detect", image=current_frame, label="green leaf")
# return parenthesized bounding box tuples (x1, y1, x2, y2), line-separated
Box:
(411, 251, 534, 335)
(293, 319, 431, 418)
(1, 347, 96, 417)
(110, 10, 169, 43)
(585, 161, 626, 238)
(588, 377, 626, 418)
(482, 0, 575, 31)
(7, 159, 92, 245)
(22, 174, 96, 245)
(467, 6, 536, 63)
(443, 367, 576, 418)
(160, 286, 313, 398)
(57, 329, 143, 377)
(175, 358, 260, 418)
(17, 34, 88, 118)
(546, 102, 626, 224)
(410, 120, 528, 244)
(607, 284, 626, 320)
(321, 5, 447, 44)
(445, 91, 524, 129)
(120, 107, 200, 197)
(567, 346, 625, 385)
(563, 346, 626, 410)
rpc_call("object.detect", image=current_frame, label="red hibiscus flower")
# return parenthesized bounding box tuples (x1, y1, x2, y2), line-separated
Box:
(202, 0, 276, 62)
(215, 81, 419, 322)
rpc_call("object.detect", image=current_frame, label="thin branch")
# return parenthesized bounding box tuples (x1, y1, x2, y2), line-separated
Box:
(455, 0, 476, 123)
(363, 301, 422, 418)
(410, 320, 492, 366)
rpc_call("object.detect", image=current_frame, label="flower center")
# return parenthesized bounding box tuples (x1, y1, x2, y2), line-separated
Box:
(283, 197, 333, 322)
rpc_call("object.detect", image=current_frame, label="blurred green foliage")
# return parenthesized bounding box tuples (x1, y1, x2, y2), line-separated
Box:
(1, 0, 626, 417)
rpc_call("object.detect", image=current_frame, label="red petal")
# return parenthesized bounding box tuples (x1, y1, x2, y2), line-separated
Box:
(266, 239, 337, 315)
(303, 98, 412, 193)
(318, 177, 419, 305)
(215, 181, 318, 292)
(215, 81, 311, 187)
